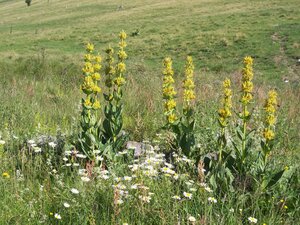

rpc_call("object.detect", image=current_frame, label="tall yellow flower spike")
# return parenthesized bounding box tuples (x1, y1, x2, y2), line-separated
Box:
(162, 57, 177, 124)
(105, 46, 115, 90)
(114, 30, 127, 89)
(183, 56, 195, 110)
(81, 43, 102, 110)
(263, 90, 278, 141)
(241, 56, 254, 105)
(218, 78, 232, 127)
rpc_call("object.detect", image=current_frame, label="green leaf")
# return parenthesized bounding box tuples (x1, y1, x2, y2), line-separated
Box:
(266, 170, 285, 189)
(236, 129, 243, 141)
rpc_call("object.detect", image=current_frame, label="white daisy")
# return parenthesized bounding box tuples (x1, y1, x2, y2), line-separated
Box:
(208, 197, 217, 203)
(63, 202, 70, 208)
(70, 188, 79, 194)
(188, 216, 196, 222)
(81, 177, 90, 182)
(48, 142, 57, 148)
(172, 195, 181, 200)
(248, 217, 257, 224)
(183, 192, 192, 199)
(54, 213, 61, 220)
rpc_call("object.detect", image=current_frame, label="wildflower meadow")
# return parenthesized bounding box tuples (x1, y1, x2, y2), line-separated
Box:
(0, 0, 299, 224)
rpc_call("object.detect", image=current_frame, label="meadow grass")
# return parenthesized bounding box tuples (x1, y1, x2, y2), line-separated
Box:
(0, 0, 299, 224)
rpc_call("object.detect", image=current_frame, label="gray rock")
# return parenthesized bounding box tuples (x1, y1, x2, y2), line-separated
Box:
(126, 141, 154, 157)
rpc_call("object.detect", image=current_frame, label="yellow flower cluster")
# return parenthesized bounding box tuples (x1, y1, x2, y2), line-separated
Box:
(263, 90, 278, 141)
(162, 57, 177, 124)
(105, 46, 115, 89)
(81, 43, 102, 110)
(218, 78, 232, 127)
(114, 30, 127, 88)
(183, 56, 195, 108)
(2, 172, 10, 178)
(241, 56, 254, 105)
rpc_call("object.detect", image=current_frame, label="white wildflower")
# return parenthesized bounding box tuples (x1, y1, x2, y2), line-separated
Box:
(63, 202, 70, 208)
(208, 197, 217, 203)
(248, 217, 257, 224)
(76, 154, 86, 159)
(183, 192, 192, 199)
(34, 147, 42, 153)
(28, 140, 35, 144)
(70, 188, 79, 194)
(81, 177, 90, 182)
(188, 216, 196, 222)
(172, 195, 181, 200)
(123, 176, 132, 181)
(54, 213, 61, 220)
(205, 187, 213, 193)
(48, 142, 57, 148)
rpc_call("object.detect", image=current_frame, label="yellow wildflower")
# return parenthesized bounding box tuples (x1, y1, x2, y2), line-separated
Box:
(219, 78, 232, 127)
(263, 90, 278, 142)
(183, 56, 195, 108)
(118, 50, 127, 60)
(284, 166, 289, 171)
(92, 100, 101, 110)
(241, 93, 253, 104)
(81, 76, 95, 94)
(183, 79, 195, 89)
(84, 54, 93, 62)
(84, 98, 92, 108)
(163, 75, 175, 84)
(2, 172, 10, 178)
(86, 43, 94, 53)
(92, 72, 101, 81)
(183, 89, 196, 101)
(244, 56, 253, 66)
(242, 81, 253, 92)
(162, 57, 177, 124)
(266, 114, 276, 126)
(93, 63, 101, 72)
(167, 113, 177, 124)
(163, 86, 177, 99)
(114, 77, 126, 86)
(82, 62, 94, 74)
(165, 99, 177, 111)
(241, 56, 254, 106)
(224, 88, 232, 98)
(94, 55, 102, 63)
(119, 30, 127, 40)
(119, 40, 127, 48)
(223, 79, 231, 88)
(263, 128, 275, 141)
(117, 62, 126, 73)
(105, 46, 116, 90)
(92, 85, 101, 93)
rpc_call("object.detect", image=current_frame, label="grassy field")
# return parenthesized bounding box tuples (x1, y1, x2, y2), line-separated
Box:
(0, 0, 299, 224)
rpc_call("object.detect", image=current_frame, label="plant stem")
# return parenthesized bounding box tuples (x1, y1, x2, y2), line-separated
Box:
(241, 105, 247, 172)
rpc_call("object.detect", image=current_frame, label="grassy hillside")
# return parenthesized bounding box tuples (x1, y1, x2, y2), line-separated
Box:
(0, 0, 299, 77)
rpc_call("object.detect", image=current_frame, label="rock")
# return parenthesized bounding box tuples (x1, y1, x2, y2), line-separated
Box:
(126, 141, 154, 157)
